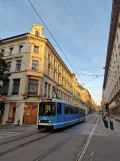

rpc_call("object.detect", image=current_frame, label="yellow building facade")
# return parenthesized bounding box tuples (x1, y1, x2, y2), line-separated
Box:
(0, 24, 88, 125)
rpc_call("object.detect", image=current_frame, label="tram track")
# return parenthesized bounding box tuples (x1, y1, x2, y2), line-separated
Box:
(32, 115, 99, 161)
(0, 129, 39, 146)
(0, 114, 98, 160)
(0, 128, 53, 157)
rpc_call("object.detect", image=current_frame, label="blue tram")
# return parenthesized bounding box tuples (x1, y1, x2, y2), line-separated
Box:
(38, 98, 86, 130)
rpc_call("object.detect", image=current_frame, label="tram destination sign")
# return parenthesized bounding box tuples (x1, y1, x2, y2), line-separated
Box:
(41, 99, 52, 103)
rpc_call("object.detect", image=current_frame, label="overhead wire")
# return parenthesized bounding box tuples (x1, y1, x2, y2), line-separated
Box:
(84, 75, 103, 85)
(27, 0, 85, 87)
(77, 72, 104, 77)
(75, 66, 105, 71)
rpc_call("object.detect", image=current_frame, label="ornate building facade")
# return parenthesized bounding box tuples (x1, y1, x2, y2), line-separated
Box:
(103, 0, 120, 119)
(0, 24, 90, 125)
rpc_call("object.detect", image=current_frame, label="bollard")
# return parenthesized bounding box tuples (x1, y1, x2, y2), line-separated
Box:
(102, 116, 108, 128)
(110, 121, 114, 130)
(104, 120, 109, 128)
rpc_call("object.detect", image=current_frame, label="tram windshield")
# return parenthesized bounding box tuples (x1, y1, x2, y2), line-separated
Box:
(39, 103, 56, 116)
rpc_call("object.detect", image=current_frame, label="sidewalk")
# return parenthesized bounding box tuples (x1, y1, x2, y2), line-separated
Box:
(82, 116, 120, 161)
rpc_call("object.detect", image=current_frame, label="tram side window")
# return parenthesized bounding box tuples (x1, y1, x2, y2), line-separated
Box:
(75, 107, 78, 114)
(70, 106, 75, 114)
(64, 104, 70, 114)
(57, 103, 62, 114)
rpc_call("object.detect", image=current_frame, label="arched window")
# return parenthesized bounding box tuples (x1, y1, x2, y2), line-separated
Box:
(35, 30, 40, 37)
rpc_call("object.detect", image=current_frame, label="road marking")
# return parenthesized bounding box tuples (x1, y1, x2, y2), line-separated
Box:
(87, 115, 98, 124)
(90, 151, 95, 157)
(77, 116, 99, 161)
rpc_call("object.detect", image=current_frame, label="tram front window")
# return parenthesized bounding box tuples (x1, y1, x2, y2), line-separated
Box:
(39, 103, 56, 116)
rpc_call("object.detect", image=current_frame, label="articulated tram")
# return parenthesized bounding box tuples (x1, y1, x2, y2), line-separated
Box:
(38, 98, 86, 131)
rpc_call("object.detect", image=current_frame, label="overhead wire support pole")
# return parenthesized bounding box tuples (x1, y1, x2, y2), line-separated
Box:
(27, 0, 85, 87)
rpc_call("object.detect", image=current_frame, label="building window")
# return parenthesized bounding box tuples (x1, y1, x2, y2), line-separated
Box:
(16, 60, 21, 71)
(7, 62, 11, 72)
(52, 86, 55, 98)
(48, 54, 50, 62)
(2, 81, 9, 95)
(48, 67, 50, 77)
(58, 75, 60, 84)
(28, 79, 38, 95)
(48, 84, 50, 98)
(12, 79, 20, 95)
(32, 60, 39, 70)
(44, 82, 47, 97)
(1, 49, 4, 53)
(19, 45, 23, 53)
(53, 71, 55, 80)
(9, 47, 13, 55)
(35, 30, 40, 37)
(117, 34, 119, 42)
(34, 46, 39, 53)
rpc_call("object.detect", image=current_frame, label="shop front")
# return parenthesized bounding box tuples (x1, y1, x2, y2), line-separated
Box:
(23, 102, 38, 125)
(7, 103, 16, 123)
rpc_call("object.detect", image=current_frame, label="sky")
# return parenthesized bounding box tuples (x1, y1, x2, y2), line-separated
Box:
(0, 0, 112, 105)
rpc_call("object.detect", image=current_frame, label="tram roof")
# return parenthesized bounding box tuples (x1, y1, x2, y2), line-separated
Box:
(40, 98, 82, 108)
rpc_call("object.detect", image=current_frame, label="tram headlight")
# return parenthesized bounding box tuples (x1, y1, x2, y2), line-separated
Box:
(38, 120, 40, 123)
(49, 120, 51, 123)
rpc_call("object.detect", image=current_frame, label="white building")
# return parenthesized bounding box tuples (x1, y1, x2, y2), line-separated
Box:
(103, 0, 120, 115)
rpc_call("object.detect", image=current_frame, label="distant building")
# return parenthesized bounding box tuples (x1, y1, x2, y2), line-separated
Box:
(103, 0, 120, 118)
(95, 105, 102, 111)
(79, 89, 95, 114)
(0, 24, 90, 125)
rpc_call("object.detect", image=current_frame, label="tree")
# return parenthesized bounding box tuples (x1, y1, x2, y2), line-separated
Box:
(0, 51, 10, 82)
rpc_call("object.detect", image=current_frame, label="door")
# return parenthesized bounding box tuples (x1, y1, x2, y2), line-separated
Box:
(23, 103, 38, 125)
(57, 103, 64, 125)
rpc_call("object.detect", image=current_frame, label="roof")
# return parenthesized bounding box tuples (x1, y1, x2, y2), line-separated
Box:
(1, 33, 29, 41)
(103, 0, 120, 89)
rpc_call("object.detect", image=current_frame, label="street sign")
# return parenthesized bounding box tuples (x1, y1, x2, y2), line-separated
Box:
(2, 95, 6, 100)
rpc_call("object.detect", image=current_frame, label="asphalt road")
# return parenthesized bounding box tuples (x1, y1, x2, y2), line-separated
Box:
(0, 114, 119, 161)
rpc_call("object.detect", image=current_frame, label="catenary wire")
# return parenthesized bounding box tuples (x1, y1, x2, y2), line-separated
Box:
(27, 0, 86, 87)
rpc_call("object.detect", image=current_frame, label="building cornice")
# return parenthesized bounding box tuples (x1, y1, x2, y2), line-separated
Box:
(0, 33, 29, 44)
(103, 0, 120, 89)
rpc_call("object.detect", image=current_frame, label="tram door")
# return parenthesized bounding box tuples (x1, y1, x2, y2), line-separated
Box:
(57, 103, 63, 124)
